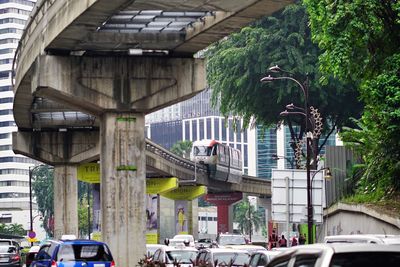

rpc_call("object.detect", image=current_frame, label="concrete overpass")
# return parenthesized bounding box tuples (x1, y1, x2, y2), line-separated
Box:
(13, 0, 292, 265)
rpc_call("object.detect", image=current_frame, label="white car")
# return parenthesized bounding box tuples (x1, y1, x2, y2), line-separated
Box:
(248, 250, 282, 267)
(146, 244, 165, 257)
(196, 248, 250, 267)
(267, 243, 400, 267)
(173, 234, 195, 247)
(324, 234, 400, 244)
(152, 244, 198, 267)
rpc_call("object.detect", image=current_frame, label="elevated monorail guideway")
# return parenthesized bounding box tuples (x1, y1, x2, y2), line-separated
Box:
(12, 1, 292, 266)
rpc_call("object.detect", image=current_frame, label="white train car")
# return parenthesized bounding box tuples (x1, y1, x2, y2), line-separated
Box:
(190, 140, 242, 184)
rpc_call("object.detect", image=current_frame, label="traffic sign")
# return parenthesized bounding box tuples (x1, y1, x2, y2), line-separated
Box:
(28, 230, 36, 238)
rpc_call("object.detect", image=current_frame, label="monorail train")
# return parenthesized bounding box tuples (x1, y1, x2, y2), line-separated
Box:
(190, 140, 243, 184)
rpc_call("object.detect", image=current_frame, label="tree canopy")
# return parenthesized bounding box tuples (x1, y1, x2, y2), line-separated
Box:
(304, 0, 400, 197)
(171, 140, 193, 159)
(206, 3, 362, 166)
(0, 223, 26, 236)
(32, 165, 93, 237)
(233, 198, 263, 241)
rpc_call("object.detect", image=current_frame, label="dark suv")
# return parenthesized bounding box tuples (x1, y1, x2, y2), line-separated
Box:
(31, 239, 114, 267)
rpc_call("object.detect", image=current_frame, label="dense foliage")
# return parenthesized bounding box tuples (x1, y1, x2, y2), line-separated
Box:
(0, 223, 26, 236)
(206, 3, 362, 166)
(304, 0, 400, 198)
(32, 166, 54, 236)
(171, 140, 193, 159)
(234, 198, 263, 241)
(32, 165, 93, 237)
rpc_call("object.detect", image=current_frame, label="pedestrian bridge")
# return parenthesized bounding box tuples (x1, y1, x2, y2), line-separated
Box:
(12, 0, 292, 266)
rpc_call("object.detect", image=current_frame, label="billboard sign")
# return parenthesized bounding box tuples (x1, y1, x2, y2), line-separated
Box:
(271, 169, 325, 224)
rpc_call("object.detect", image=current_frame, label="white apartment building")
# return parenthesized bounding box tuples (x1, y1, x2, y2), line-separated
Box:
(0, 0, 45, 241)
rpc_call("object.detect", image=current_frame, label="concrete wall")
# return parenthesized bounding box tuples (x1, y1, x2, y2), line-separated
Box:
(318, 202, 400, 242)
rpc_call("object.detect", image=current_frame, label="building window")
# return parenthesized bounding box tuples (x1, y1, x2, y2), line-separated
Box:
(192, 120, 197, 140)
(199, 119, 204, 140)
(214, 119, 219, 140)
(221, 119, 226, 141)
(0, 217, 11, 223)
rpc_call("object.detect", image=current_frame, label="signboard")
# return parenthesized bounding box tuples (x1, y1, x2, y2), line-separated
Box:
(146, 194, 159, 244)
(161, 186, 207, 200)
(205, 192, 243, 205)
(175, 200, 189, 234)
(77, 163, 100, 183)
(271, 169, 325, 224)
(146, 178, 178, 194)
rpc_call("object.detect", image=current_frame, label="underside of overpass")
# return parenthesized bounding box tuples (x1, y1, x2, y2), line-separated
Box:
(13, 0, 292, 265)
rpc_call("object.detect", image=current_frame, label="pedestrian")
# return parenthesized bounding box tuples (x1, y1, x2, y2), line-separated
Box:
(279, 235, 287, 247)
(291, 236, 298, 246)
(299, 233, 306, 245)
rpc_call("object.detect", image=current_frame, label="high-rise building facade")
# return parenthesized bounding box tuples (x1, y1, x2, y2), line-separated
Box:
(0, 0, 44, 240)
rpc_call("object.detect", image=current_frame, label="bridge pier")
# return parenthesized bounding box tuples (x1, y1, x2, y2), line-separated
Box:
(20, 54, 206, 266)
(53, 165, 79, 239)
(100, 112, 146, 266)
(206, 192, 243, 233)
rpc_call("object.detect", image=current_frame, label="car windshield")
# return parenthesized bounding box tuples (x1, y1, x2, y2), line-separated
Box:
(166, 250, 198, 264)
(0, 246, 15, 253)
(330, 251, 400, 267)
(193, 146, 211, 156)
(214, 252, 249, 266)
(57, 244, 113, 262)
(219, 235, 246, 245)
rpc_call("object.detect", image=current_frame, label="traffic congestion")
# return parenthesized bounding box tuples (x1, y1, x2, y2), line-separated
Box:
(1, 232, 400, 267)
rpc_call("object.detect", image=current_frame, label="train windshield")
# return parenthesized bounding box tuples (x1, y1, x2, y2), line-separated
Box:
(193, 146, 212, 156)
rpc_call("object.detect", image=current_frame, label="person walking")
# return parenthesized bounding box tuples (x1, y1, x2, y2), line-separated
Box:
(279, 235, 287, 247)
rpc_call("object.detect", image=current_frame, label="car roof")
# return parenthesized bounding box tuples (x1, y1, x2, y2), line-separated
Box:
(324, 234, 400, 244)
(163, 246, 198, 252)
(275, 243, 400, 255)
(29, 246, 41, 253)
(205, 248, 250, 253)
(252, 250, 282, 256)
(46, 239, 107, 246)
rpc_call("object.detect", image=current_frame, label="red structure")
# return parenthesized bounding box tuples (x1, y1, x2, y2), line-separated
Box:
(205, 192, 243, 233)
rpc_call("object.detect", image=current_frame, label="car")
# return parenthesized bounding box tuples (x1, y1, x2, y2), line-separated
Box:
(248, 250, 282, 267)
(267, 243, 400, 267)
(195, 238, 215, 249)
(172, 234, 195, 247)
(0, 245, 22, 267)
(151, 244, 198, 267)
(25, 245, 40, 267)
(31, 239, 114, 267)
(146, 244, 165, 257)
(324, 234, 400, 244)
(225, 245, 267, 253)
(216, 233, 248, 247)
(196, 248, 250, 267)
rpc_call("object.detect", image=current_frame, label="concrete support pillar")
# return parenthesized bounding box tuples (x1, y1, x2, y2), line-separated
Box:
(100, 112, 146, 267)
(53, 165, 78, 239)
(205, 192, 242, 234)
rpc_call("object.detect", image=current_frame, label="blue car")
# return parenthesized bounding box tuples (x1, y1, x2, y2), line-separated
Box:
(31, 239, 114, 267)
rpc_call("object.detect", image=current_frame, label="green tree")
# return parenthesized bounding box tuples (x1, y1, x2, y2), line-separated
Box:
(171, 140, 193, 159)
(206, 3, 362, 168)
(32, 165, 94, 237)
(234, 198, 263, 241)
(0, 223, 26, 236)
(32, 165, 54, 237)
(304, 0, 400, 197)
(6, 223, 26, 236)
(78, 193, 92, 237)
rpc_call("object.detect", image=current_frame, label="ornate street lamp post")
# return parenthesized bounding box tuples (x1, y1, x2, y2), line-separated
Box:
(261, 66, 314, 244)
